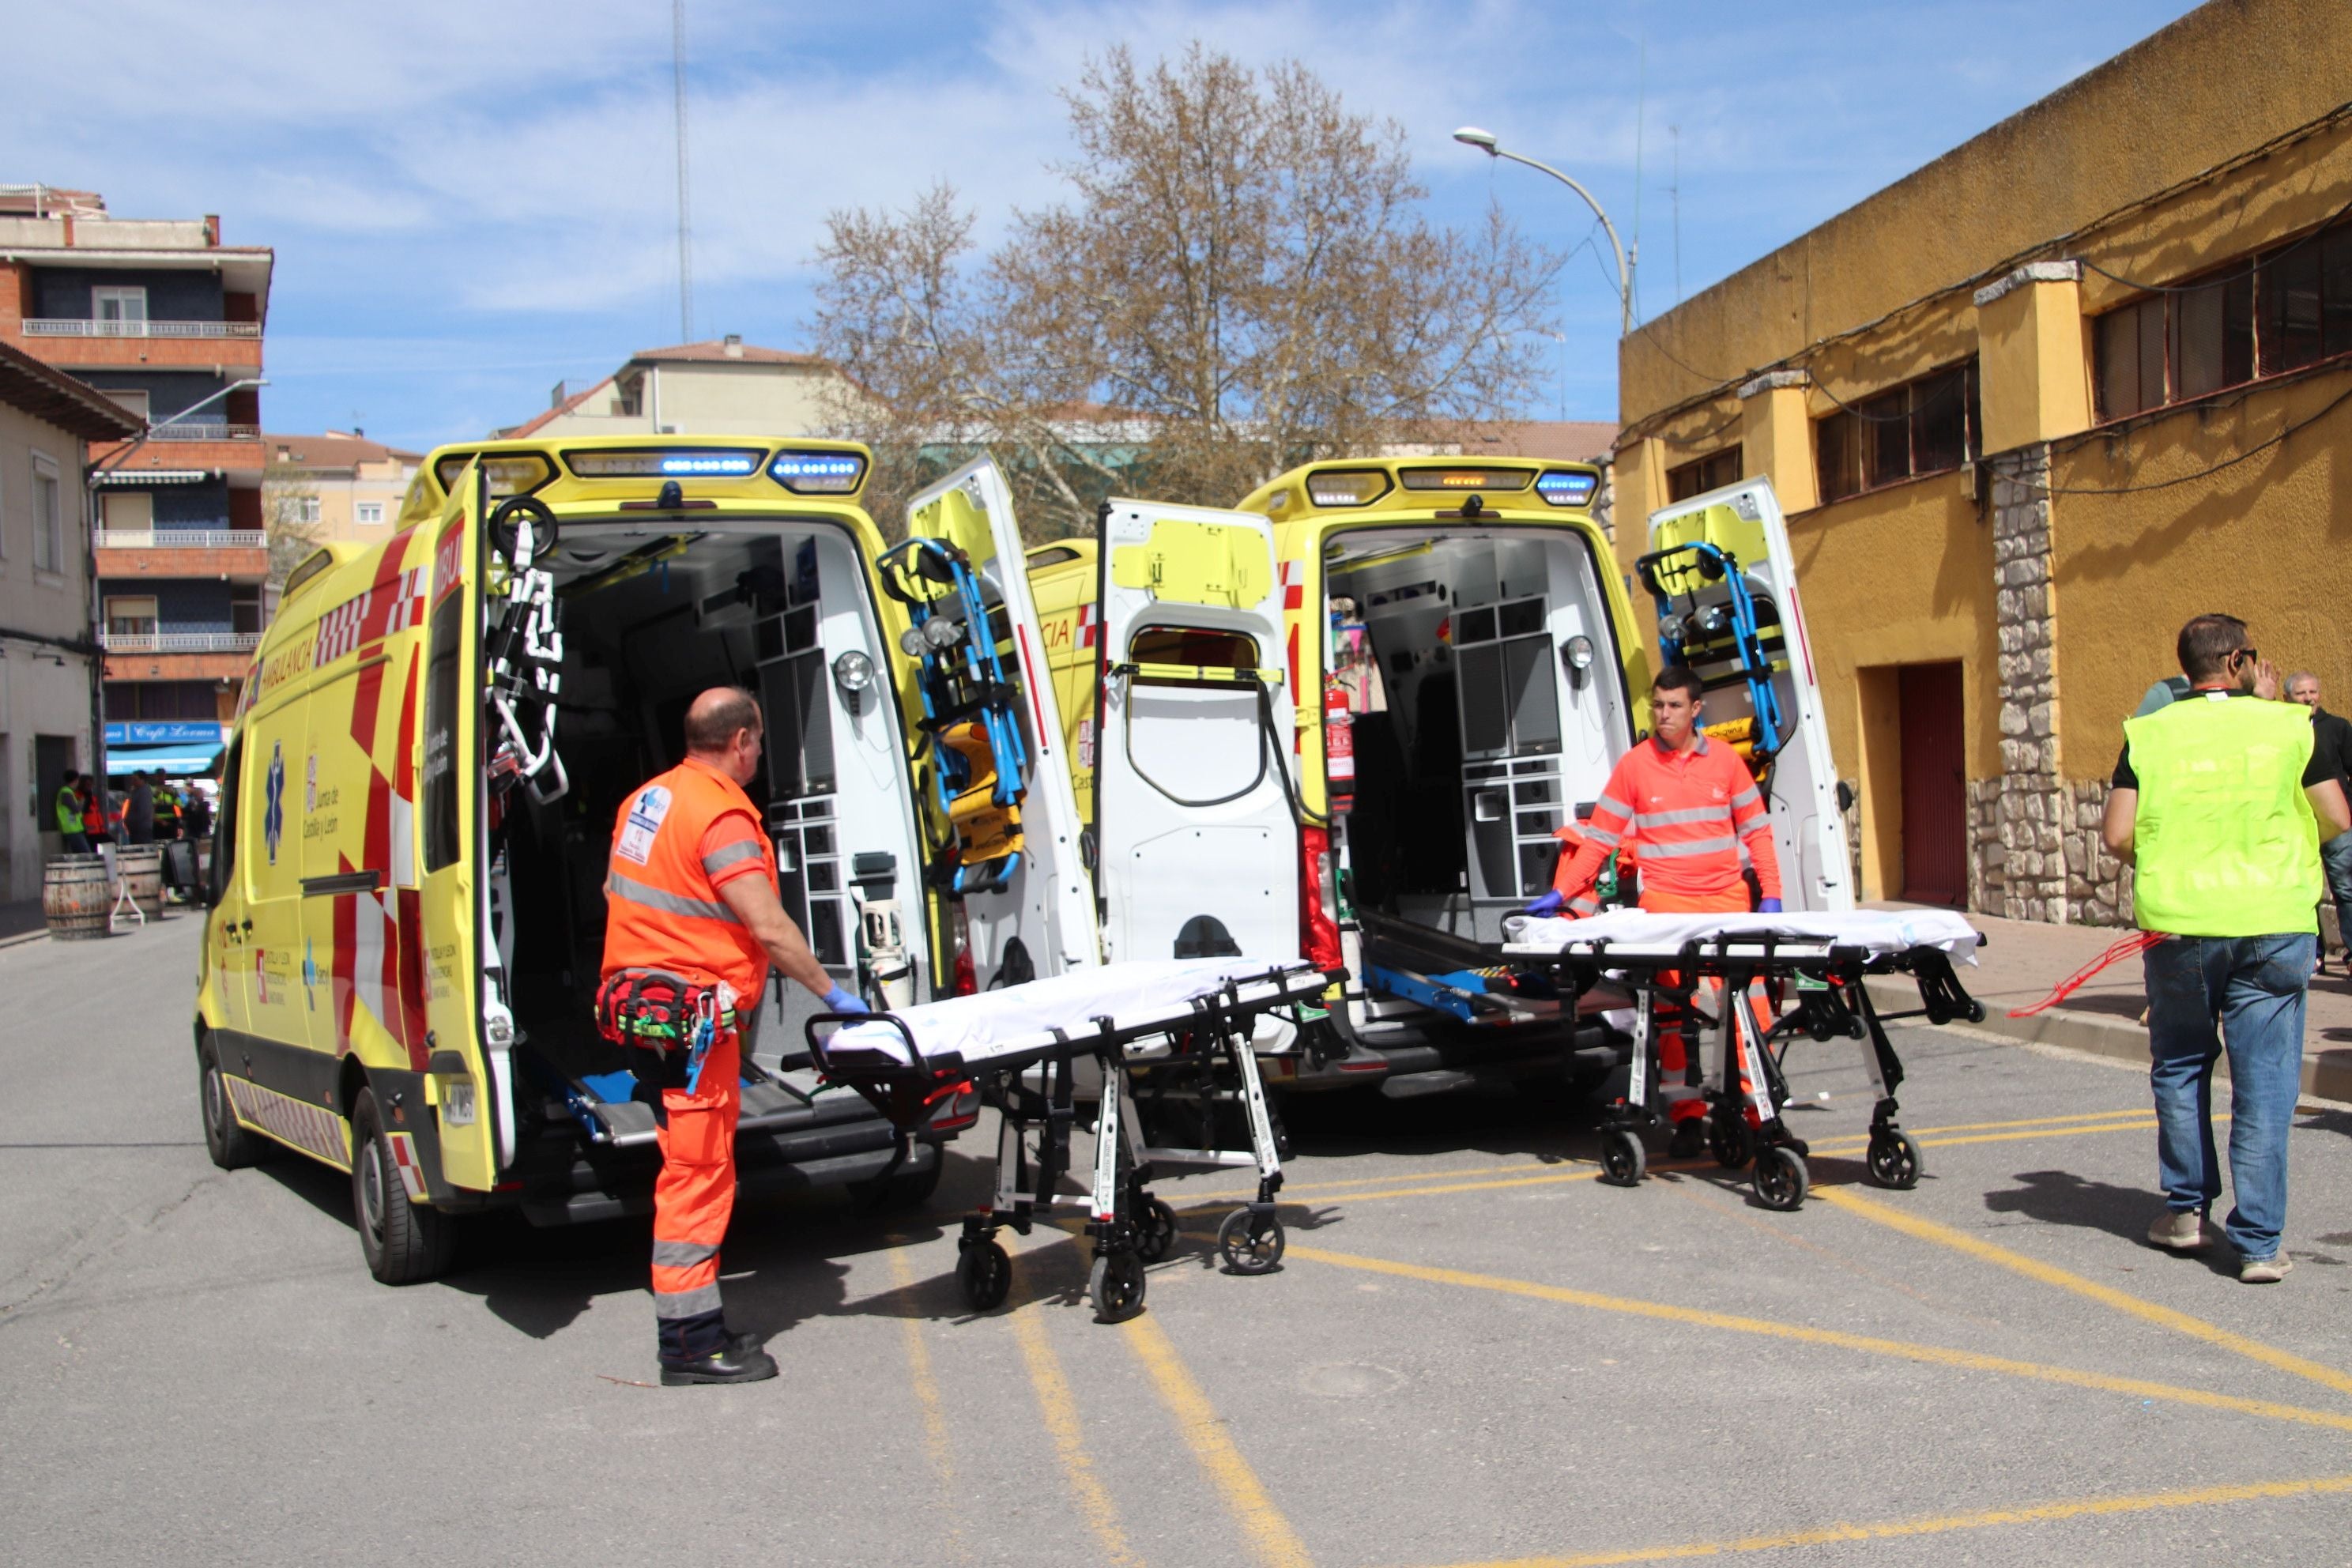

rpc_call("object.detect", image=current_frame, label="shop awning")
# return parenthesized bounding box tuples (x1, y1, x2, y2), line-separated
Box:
(107, 742, 223, 776)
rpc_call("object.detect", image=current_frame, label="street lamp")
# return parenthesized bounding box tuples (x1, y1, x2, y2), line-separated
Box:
(1453, 126, 1634, 335)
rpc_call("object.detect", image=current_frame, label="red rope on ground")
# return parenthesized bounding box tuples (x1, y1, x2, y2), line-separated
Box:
(2007, 930, 2168, 1018)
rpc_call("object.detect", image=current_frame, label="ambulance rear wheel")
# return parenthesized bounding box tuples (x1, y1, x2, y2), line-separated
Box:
(1218, 1207, 1285, 1274)
(1752, 1146, 1809, 1212)
(351, 1089, 457, 1285)
(1136, 1197, 1180, 1264)
(1709, 1117, 1753, 1170)
(198, 1035, 265, 1170)
(1600, 1130, 1646, 1187)
(1089, 1250, 1146, 1323)
(1867, 1130, 1924, 1190)
(958, 1238, 1012, 1312)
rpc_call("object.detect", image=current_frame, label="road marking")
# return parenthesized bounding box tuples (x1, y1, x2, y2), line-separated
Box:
(1004, 1254, 1148, 1568)
(883, 1245, 965, 1561)
(1816, 1185, 2352, 1402)
(1414, 1469, 2352, 1567)
(1282, 1242, 2352, 1435)
(1121, 1310, 1315, 1568)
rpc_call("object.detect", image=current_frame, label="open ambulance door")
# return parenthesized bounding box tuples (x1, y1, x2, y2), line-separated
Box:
(903, 459, 1098, 984)
(1094, 499, 1302, 963)
(1642, 478, 1851, 913)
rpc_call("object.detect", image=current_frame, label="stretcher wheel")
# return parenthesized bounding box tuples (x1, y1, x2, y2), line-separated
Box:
(1136, 1197, 1180, 1264)
(1600, 1130, 1646, 1187)
(1867, 1129, 1924, 1189)
(1709, 1117, 1753, 1170)
(1752, 1146, 1809, 1212)
(1089, 1250, 1146, 1323)
(958, 1238, 1012, 1311)
(1218, 1207, 1286, 1275)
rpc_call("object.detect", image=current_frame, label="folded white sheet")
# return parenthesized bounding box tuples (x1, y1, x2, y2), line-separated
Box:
(1502, 906, 1980, 963)
(822, 958, 1318, 1069)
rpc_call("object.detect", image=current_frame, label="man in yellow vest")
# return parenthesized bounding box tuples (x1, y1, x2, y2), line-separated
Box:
(2101, 614, 2350, 1283)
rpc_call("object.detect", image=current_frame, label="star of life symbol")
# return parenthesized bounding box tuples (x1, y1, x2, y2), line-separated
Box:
(264, 742, 286, 865)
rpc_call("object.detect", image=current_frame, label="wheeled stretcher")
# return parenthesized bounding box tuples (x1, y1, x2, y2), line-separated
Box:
(805, 959, 1337, 1321)
(1502, 909, 1985, 1211)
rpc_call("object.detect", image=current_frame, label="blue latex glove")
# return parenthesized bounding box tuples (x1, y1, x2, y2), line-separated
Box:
(1521, 890, 1566, 918)
(1757, 898, 1783, 914)
(822, 984, 870, 1015)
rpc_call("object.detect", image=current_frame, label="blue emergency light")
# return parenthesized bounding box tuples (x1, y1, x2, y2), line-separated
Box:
(565, 447, 763, 480)
(768, 450, 867, 495)
(1536, 470, 1599, 507)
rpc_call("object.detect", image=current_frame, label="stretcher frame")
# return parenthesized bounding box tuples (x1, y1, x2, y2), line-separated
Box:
(1502, 929, 1984, 1210)
(806, 963, 1336, 1321)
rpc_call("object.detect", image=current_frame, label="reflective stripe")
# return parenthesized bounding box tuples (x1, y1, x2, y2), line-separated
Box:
(1729, 786, 1762, 810)
(652, 1282, 725, 1318)
(1581, 824, 1623, 848)
(1638, 835, 1741, 859)
(1593, 794, 1633, 820)
(652, 1238, 720, 1269)
(606, 867, 735, 922)
(700, 838, 764, 876)
(1633, 805, 1728, 828)
(1568, 894, 1602, 915)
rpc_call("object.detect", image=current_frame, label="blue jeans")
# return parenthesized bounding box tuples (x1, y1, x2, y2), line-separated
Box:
(2144, 933, 2316, 1260)
(2322, 832, 2352, 944)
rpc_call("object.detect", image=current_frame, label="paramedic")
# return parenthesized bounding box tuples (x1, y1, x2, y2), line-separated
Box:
(1531, 665, 1784, 1157)
(2101, 616, 2348, 1283)
(601, 686, 869, 1385)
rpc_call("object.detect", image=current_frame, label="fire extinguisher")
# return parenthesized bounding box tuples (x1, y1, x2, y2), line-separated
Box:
(1324, 677, 1355, 812)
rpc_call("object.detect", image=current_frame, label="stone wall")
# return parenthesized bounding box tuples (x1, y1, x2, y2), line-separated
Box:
(1986, 447, 2071, 920)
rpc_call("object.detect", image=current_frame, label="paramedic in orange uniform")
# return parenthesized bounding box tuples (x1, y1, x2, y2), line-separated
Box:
(601, 686, 867, 1386)
(1532, 665, 1783, 1157)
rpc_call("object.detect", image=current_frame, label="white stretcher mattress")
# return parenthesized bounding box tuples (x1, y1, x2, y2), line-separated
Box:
(1502, 907, 1980, 963)
(821, 959, 1321, 1071)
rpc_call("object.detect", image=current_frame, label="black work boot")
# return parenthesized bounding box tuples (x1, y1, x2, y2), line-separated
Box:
(660, 1340, 779, 1386)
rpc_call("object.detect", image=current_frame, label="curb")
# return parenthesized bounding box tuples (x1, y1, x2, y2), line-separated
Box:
(1865, 977, 2352, 1104)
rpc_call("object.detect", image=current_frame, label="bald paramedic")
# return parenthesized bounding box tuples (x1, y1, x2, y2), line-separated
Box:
(1531, 665, 1783, 1156)
(599, 686, 868, 1386)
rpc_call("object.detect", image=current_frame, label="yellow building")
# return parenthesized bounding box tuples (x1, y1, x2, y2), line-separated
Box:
(264, 431, 420, 544)
(1612, 0, 2351, 925)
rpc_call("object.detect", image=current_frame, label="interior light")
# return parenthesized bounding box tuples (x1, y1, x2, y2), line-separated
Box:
(1563, 634, 1596, 670)
(831, 650, 876, 711)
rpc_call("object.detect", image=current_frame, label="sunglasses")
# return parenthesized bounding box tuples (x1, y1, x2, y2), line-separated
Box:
(2230, 646, 2260, 665)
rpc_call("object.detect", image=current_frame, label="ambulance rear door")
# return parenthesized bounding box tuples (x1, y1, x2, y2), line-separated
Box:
(1644, 478, 1850, 912)
(903, 459, 1097, 982)
(1094, 499, 1301, 963)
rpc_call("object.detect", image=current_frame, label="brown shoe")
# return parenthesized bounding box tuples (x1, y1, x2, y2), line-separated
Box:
(2146, 1210, 2206, 1252)
(2239, 1254, 2294, 1284)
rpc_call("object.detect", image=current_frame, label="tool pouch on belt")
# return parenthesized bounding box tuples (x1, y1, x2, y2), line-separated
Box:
(594, 968, 730, 1055)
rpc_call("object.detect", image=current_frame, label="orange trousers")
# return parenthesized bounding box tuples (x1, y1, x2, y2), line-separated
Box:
(1644, 887, 1773, 1125)
(650, 1027, 741, 1363)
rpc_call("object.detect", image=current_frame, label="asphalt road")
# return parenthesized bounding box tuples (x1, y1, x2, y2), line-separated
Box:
(8, 913, 2352, 1566)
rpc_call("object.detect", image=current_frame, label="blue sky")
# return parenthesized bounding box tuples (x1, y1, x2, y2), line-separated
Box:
(8, 0, 2206, 453)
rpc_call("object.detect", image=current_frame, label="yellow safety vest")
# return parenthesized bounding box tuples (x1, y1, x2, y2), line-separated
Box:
(2123, 694, 2321, 937)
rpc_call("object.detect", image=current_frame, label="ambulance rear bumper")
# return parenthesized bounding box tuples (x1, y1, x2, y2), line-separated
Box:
(510, 1125, 937, 1227)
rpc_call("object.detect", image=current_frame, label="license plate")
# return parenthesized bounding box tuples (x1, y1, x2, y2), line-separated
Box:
(443, 1083, 477, 1126)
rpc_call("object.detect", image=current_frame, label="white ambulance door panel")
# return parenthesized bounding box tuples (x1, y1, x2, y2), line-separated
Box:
(903, 458, 1097, 982)
(1644, 477, 1850, 912)
(1095, 499, 1300, 963)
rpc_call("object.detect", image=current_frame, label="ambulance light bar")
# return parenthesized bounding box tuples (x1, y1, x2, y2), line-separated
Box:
(1535, 469, 1599, 507)
(1304, 469, 1393, 507)
(564, 447, 765, 478)
(434, 450, 556, 499)
(768, 450, 867, 494)
(1396, 467, 1534, 492)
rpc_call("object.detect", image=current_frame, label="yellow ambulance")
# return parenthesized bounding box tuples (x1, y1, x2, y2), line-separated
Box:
(192, 435, 987, 1283)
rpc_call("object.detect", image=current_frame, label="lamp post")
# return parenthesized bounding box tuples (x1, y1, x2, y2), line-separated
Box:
(1454, 126, 1634, 336)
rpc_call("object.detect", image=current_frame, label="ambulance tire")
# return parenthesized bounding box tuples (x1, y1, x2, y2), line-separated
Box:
(1751, 1146, 1809, 1212)
(351, 1089, 457, 1285)
(198, 1035, 266, 1170)
(1089, 1250, 1146, 1323)
(1600, 1129, 1646, 1187)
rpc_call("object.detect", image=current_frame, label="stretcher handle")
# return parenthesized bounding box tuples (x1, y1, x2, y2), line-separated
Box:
(804, 1009, 933, 1080)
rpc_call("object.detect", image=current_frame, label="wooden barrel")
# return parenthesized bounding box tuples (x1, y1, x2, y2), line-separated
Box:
(117, 845, 164, 919)
(43, 855, 112, 940)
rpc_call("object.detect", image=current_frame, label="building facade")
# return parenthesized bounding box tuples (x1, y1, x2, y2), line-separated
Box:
(502, 337, 868, 439)
(265, 430, 421, 545)
(0, 340, 139, 894)
(1612, 0, 2350, 924)
(0, 185, 273, 726)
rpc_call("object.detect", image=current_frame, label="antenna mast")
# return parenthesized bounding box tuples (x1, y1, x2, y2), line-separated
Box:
(673, 0, 694, 342)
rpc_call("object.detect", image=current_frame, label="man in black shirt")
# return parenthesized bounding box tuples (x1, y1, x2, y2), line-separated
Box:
(2286, 673, 2352, 969)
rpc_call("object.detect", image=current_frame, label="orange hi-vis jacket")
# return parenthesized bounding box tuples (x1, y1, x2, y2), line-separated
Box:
(601, 756, 778, 1001)
(1553, 733, 1781, 917)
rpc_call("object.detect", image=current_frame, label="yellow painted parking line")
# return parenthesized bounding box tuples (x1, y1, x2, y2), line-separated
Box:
(1415, 1469, 2352, 1567)
(1816, 1186, 2352, 1402)
(1283, 1242, 2352, 1436)
(1122, 1311, 1315, 1568)
(883, 1246, 963, 1559)
(1002, 1253, 1147, 1568)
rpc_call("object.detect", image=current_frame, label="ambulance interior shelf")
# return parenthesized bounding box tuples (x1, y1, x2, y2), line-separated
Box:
(805, 957, 1336, 1321)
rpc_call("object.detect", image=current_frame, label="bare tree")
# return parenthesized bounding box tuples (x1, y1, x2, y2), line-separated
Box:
(261, 463, 323, 586)
(812, 45, 1561, 541)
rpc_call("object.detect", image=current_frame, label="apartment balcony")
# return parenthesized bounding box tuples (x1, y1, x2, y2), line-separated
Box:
(10, 318, 264, 371)
(101, 630, 260, 654)
(21, 318, 260, 339)
(91, 425, 266, 476)
(101, 631, 258, 684)
(96, 529, 270, 581)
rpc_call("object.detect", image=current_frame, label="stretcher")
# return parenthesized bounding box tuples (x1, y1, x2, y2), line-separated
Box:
(1502, 908, 1985, 1211)
(806, 959, 1337, 1321)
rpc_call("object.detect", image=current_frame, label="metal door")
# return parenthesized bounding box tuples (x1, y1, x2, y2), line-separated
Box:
(1898, 662, 1968, 906)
